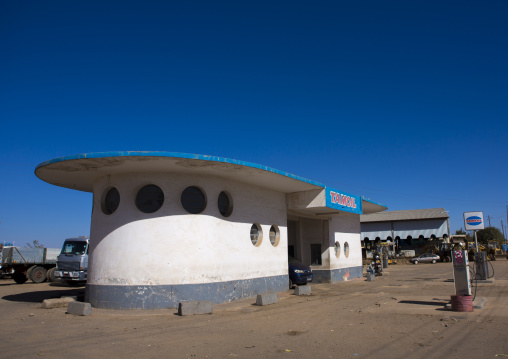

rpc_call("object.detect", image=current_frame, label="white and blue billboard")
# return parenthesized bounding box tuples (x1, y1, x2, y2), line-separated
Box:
(463, 211, 485, 231)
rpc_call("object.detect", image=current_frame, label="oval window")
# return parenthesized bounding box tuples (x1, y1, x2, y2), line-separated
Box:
(217, 191, 233, 217)
(335, 241, 341, 258)
(269, 225, 280, 247)
(344, 242, 350, 258)
(102, 187, 120, 215)
(181, 186, 206, 214)
(250, 223, 262, 247)
(136, 185, 164, 213)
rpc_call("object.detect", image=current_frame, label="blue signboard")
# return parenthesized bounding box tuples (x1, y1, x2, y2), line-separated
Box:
(325, 187, 362, 214)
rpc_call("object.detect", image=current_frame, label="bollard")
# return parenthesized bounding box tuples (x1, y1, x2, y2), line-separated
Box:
(256, 293, 278, 306)
(294, 285, 311, 295)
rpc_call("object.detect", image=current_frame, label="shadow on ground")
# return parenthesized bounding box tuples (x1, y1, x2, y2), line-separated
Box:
(2, 287, 85, 303)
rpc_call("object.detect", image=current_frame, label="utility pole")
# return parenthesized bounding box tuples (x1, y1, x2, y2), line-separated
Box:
(488, 215, 491, 227)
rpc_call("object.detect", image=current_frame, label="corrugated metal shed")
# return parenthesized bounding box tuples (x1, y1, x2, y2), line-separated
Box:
(360, 208, 449, 223)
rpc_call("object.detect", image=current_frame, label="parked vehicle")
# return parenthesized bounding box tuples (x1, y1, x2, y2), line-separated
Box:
(410, 253, 440, 264)
(0, 246, 60, 284)
(54, 237, 89, 284)
(288, 256, 313, 288)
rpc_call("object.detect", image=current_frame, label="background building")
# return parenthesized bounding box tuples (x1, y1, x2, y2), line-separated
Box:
(360, 208, 450, 258)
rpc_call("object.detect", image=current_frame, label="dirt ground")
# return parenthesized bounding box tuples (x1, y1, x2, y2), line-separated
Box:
(1, 259, 508, 359)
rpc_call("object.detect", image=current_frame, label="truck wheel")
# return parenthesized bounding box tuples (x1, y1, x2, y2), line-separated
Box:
(13, 272, 28, 284)
(46, 267, 57, 282)
(30, 266, 47, 283)
(26, 265, 37, 279)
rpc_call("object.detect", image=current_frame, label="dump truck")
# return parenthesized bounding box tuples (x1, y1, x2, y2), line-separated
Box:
(54, 236, 89, 284)
(0, 246, 60, 284)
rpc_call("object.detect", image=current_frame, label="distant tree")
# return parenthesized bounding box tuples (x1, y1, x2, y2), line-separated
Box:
(26, 240, 45, 248)
(476, 227, 504, 246)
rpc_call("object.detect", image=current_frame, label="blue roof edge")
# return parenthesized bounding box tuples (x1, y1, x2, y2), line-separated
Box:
(35, 151, 327, 188)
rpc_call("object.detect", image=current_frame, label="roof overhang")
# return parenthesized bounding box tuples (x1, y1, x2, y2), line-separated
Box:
(35, 151, 388, 216)
(35, 151, 325, 193)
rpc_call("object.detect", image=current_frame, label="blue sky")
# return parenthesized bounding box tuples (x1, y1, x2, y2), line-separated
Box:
(1, 1, 507, 248)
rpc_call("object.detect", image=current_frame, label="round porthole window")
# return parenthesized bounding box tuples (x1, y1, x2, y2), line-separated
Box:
(269, 225, 280, 247)
(335, 241, 341, 258)
(181, 186, 206, 214)
(136, 185, 164, 213)
(102, 187, 120, 215)
(344, 242, 350, 258)
(217, 191, 233, 217)
(250, 223, 263, 247)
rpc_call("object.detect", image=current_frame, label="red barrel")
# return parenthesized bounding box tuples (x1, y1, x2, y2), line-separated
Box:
(451, 295, 473, 312)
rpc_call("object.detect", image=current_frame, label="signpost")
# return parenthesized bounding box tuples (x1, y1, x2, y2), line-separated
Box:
(464, 211, 485, 252)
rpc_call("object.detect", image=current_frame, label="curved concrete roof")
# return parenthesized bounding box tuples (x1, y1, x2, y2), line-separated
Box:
(35, 151, 387, 214)
(35, 151, 326, 193)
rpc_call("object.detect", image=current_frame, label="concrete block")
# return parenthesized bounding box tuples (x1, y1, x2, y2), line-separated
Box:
(366, 273, 376, 282)
(256, 293, 278, 306)
(62, 296, 78, 301)
(473, 297, 487, 310)
(42, 297, 75, 309)
(178, 301, 213, 316)
(67, 301, 92, 316)
(294, 285, 311, 295)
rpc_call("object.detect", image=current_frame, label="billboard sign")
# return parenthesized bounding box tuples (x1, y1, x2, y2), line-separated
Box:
(464, 211, 485, 231)
(326, 187, 362, 215)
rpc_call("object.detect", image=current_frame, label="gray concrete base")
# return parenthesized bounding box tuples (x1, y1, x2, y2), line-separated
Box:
(294, 285, 311, 295)
(256, 293, 278, 306)
(67, 301, 92, 316)
(473, 297, 487, 309)
(312, 266, 363, 283)
(42, 297, 75, 309)
(86, 275, 287, 310)
(178, 301, 213, 316)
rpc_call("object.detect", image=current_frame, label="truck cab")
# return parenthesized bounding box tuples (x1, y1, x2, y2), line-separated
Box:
(55, 236, 89, 284)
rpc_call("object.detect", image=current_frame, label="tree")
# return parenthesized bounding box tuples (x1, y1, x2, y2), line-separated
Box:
(476, 227, 504, 246)
(26, 240, 45, 248)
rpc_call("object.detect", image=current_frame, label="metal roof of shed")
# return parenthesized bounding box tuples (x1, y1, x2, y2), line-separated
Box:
(360, 208, 449, 223)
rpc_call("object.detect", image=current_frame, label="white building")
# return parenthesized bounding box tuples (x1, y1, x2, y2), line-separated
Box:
(36, 152, 386, 309)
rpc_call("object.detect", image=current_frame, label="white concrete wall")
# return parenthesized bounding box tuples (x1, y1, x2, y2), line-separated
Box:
(326, 213, 362, 270)
(89, 173, 288, 286)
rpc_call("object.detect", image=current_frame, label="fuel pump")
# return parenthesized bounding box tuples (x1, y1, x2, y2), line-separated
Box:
(452, 249, 471, 296)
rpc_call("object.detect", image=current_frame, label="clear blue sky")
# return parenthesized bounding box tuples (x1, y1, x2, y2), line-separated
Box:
(1, 1, 507, 248)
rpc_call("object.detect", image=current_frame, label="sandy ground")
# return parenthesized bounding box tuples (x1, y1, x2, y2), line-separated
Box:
(1, 259, 508, 359)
